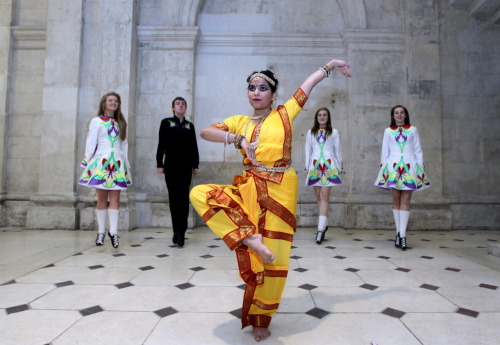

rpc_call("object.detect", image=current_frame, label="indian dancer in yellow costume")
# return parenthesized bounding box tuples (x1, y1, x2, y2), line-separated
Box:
(190, 59, 351, 342)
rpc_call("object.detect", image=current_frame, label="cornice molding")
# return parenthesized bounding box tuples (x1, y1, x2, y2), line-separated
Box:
(198, 33, 345, 56)
(137, 26, 200, 50)
(343, 30, 406, 52)
(11, 26, 46, 50)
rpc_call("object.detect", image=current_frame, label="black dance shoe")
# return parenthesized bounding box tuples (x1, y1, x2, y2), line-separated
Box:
(108, 233, 119, 248)
(315, 226, 329, 244)
(401, 237, 407, 250)
(96, 233, 105, 246)
(315, 231, 323, 244)
(395, 233, 401, 247)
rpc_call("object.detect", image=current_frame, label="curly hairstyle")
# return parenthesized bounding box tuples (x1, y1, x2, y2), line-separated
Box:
(97, 92, 127, 140)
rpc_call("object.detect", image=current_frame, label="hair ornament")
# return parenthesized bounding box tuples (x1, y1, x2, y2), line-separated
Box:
(250, 72, 276, 86)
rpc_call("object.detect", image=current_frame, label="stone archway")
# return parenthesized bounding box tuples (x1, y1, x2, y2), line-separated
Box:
(177, 0, 205, 26)
(181, 0, 367, 29)
(337, 0, 367, 29)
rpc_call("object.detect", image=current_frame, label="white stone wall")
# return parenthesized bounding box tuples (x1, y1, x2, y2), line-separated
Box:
(439, 2, 500, 229)
(0, 0, 498, 230)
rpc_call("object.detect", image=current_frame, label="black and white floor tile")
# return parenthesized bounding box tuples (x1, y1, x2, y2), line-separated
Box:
(0, 226, 499, 345)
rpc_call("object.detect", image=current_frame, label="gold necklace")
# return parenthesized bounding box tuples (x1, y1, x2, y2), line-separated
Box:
(244, 110, 272, 149)
(250, 109, 271, 121)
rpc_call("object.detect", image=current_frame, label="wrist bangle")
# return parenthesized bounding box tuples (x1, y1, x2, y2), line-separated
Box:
(320, 65, 330, 78)
(234, 134, 244, 149)
(225, 131, 231, 145)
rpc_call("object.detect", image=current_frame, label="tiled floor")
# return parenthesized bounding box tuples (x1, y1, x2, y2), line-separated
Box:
(1, 226, 499, 345)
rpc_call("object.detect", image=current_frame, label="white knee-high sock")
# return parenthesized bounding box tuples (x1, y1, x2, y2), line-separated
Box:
(96, 209, 107, 234)
(392, 209, 400, 236)
(318, 216, 327, 232)
(399, 210, 410, 237)
(108, 209, 119, 235)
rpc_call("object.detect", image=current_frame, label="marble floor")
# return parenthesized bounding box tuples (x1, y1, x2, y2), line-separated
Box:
(1, 226, 499, 345)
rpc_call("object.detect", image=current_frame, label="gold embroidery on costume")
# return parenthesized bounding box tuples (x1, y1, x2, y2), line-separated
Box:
(244, 106, 293, 185)
(253, 299, 280, 311)
(255, 177, 296, 230)
(278, 105, 293, 164)
(213, 122, 229, 131)
(247, 314, 272, 329)
(236, 246, 265, 286)
(202, 185, 256, 249)
(261, 229, 294, 242)
(264, 269, 288, 278)
(293, 88, 308, 108)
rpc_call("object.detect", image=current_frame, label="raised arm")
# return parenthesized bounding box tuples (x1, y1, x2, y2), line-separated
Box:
(300, 59, 351, 97)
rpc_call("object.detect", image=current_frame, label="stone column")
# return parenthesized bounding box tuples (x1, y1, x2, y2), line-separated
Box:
(404, 0, 450, 228)
(78, 0, 139, 231)
(343, 30, 410, 229)
(135, 26, 200, 228)
(342, 1, 450, 230)
(0, 0, 12, 225)
(26, 0, 84, 229)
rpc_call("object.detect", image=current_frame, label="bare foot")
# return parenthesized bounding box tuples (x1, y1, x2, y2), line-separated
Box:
(242, 234, 275, 264)
(252, 327, 271, 342)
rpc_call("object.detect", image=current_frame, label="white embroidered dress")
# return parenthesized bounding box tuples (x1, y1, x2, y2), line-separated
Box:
(374, 125, 430, 190)
(305, 128, 342, 187)
(78, 116, 132, 190)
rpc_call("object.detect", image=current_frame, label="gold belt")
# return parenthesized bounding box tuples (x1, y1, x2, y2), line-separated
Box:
(245, 164, 290, 172)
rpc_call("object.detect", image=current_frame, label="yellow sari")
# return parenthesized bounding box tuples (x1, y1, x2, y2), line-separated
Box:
(190, 89, 307, 328)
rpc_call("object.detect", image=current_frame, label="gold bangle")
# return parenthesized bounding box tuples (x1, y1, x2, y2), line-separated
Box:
(234, 134, 244, 149)
(319, 67, 328, 77)
(321, 65, 330, 77)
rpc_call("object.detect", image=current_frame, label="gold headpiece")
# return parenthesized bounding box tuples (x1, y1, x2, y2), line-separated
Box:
(250, 72, 276, 86)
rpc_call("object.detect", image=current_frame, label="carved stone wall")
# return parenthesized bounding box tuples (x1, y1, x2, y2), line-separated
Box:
(0, 0, 498, 230)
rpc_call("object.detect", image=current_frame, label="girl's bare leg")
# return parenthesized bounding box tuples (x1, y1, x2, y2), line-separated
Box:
(108, 190, 121, 209)
(242, 234, 275, 264)
(319, 187, 331, 216)
(314, 186, 321, 214)
(400, 190, 413, 211)
(96, 189, 109, 210)
(391, 189, 402, 210)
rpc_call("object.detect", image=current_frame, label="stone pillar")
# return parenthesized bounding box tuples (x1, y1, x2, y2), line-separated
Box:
(341, 1, 451, 230)
(343, 30, 410, 229)
(26, 0, 84, 229)
(135, 25, 200, 228)
(78, 0, 139, 231)
(404, 0, 450, 228)
(0, 0, 12, 225)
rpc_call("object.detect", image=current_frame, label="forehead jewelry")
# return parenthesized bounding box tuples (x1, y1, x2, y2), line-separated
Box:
(250, 72, 276, 86)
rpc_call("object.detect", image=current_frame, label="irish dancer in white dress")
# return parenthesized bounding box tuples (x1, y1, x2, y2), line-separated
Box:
(79, 92, 132, 248)
(305, 107, 343, 244)
(375, 105, 430, 250)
